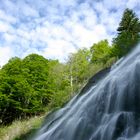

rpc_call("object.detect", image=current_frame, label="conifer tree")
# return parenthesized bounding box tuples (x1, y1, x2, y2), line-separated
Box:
(113, 8, 140, 57)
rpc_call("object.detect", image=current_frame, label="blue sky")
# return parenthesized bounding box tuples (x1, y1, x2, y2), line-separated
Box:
(0, 0, 140, 66)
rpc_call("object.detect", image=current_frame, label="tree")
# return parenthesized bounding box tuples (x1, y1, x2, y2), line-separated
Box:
(113, 8, 140, 57)
(0, 54, 51, 124)
(67, 48, 91, 92)
(47, 60, 71, 109)
(90, 40, 112, 64)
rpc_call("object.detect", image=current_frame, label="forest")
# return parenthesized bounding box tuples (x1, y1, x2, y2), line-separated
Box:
(0, 8, 140, 128)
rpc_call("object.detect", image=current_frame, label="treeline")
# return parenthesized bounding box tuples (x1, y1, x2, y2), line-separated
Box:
(0, 8, 139, 125)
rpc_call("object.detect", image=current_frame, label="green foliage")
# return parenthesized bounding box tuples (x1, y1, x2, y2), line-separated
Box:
(47, 60, 71, 109)
(48, 89, 71, 109)
(48, 60, 70, 92)
(113, 8, 140, 57)
(0, 54, 50, 124)
(67, 48, 91, 91)
(90, 40, 113, 65)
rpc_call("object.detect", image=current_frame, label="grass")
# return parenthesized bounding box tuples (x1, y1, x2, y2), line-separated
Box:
(0, 115, 44, 140)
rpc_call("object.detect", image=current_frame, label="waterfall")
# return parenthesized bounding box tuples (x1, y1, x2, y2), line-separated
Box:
(33, 44, 140, 140)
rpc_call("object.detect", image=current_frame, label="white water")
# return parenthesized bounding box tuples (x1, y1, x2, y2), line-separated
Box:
(33, 44, 140, 140)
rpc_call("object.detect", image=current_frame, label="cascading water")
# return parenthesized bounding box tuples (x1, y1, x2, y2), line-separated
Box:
(33, 44, 140, 140)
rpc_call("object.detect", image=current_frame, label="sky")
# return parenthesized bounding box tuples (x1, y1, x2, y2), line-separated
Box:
(0, 0, 140, 66)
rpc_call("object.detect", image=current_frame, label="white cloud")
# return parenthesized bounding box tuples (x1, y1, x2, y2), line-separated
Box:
(0, 21, 14, 32)
(0, 9, 17, 24)
(103, 0, 127, 10)
(0, 0, 139, 66)
(127, 0, 140, 9)
(21, 3, 39, 17)
(3, 33, 15, 43)
(0, 46, 13, 67)
(43, 39, 76, 61)
(16, 29, 32, 41)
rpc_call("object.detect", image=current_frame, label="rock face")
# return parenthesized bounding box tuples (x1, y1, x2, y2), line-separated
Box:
(34, 44, 140, 140)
